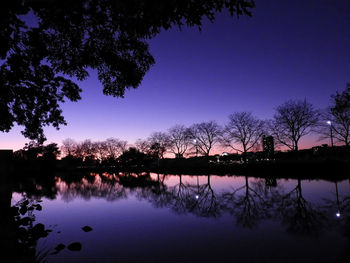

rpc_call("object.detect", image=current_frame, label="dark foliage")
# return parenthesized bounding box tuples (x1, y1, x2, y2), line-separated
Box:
(0, 0, 254, 142)
(14, 141, 60, 161)
(118, 147, 150, 168)
(330, 83, 350, 146)
(1, 198, 52, 262)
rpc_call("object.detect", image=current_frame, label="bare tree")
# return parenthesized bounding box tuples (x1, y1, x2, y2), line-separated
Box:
(94, 141, 107, 161)
(80, 139, 97, 160)
(269, 100, 319, 151)
(167, 125, 191, 158)
(61, 138, 127, 161)
(148, 132, 171, 158)
(220, 112, 265, 154)
(61, 138, 77, 157)
(188, 121, 221, 156)
(104, 138, 128, 159)
(135, 139, 151, 154)
(321, 84, 350, 146)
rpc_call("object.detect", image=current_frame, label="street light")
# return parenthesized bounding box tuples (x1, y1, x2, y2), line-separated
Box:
(327, 121, 334, 147)
(193, 139, 198, 157)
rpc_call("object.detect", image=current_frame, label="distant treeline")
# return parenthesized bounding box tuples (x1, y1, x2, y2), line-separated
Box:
(12, 84, 350, 170)
(11, 138, 350, 178)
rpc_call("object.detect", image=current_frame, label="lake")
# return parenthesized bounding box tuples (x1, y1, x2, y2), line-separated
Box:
(4, 172, 350, 263)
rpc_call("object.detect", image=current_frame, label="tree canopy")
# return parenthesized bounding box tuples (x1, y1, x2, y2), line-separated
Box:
(188, 121, 222, 156)
(328, 84, 350, 146)
(0, 0, 254, 142)
(269, 100, 319, 151)
(220, 112, 265, 154)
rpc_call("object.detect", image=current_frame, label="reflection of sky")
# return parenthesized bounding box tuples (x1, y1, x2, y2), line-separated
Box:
(1, 0, 350, 151)
(10, 174, 350, 262)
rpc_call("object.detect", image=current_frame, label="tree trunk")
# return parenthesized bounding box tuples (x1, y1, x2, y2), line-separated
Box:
(294, 141, 299, 151)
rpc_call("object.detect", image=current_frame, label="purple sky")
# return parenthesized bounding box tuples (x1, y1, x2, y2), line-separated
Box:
(1, 0, 350, 151)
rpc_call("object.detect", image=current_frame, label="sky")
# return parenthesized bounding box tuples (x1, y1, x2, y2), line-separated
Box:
(1, 0, 350, 151)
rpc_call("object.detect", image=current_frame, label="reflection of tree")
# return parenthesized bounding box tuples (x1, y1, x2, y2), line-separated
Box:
(1, 173, 53, 262)
(341, 180, 350, 262)
(163, 175, 220, 217)
(1, 197, 51, 262)
(117, 172, 158, 190)
(324, 181, 350, 236)
(12, 171, 58, 200)
(221, 176, 271, 228)
(168, 175, 192, 214)
(131, 174, 221, 218)
(136, 174, 173, 209)
(265, 177, 277, 188)
(189, 175, 221, 217)
(342, 181, 350, 237)
(58, 173, 126, 202)
(9, 170, 345, 242)
(277, 179, 326, 236)
(321, 180, 350, 262)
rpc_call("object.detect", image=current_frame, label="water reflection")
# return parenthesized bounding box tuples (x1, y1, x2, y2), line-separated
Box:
(1, 196, 51, 262)
(8, 173, 350, 231)
(4, 172, 350, 262)
(277, 179, 327, 236)
(150, 174, 222, 217)
(221, 176, 273, 228)
(57, 173, 126, 202)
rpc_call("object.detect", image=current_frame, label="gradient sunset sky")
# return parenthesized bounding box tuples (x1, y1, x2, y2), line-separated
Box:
(1, 0, 350, 151)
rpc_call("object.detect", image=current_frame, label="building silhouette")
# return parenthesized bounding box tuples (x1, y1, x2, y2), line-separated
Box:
(262, 136, 274, 158)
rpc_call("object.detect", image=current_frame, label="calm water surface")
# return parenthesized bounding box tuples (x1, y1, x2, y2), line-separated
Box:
(8, 173, 350, 262)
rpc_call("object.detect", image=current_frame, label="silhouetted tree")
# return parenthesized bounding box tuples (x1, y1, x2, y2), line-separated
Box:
(61, 138, 77, 157)
(14, 141, 59, 163)
(96, 138, 128, 161)
(167, 125, 191, 158)
(61, 138, 127, 164)
(102, 138, 128, 161)
(135, 139, 151, 155)
(220, 112, 265, 154)
(41, 143, 60, 161)
(21, 141, 43, 160)
(319, 84, 350, 146)
(118, 147, 149, 167)
(147, 132, 171, 159)
(94, 141, 107, 162)
(0, 0, 254, 142)
(80, 139, 97, 162)
(269, 100, 319, 151)
(188, 121, 222, 156)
